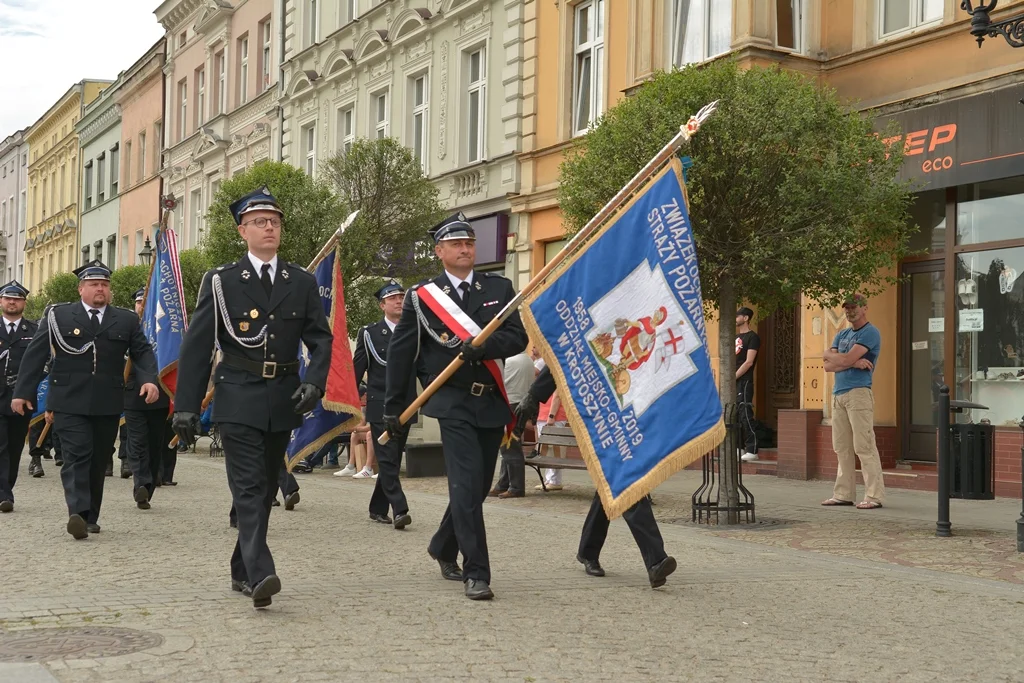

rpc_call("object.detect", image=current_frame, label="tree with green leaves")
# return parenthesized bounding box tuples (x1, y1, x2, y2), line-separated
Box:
(178, 248, 211, 317)
(110, 265, 150, 309)
(558, 61, 913, 523)
(204, 161, 348, 271)
(320, 137, 443, 332)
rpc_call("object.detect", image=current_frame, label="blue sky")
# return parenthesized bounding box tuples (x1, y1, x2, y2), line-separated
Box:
(0, 0, 165, 134)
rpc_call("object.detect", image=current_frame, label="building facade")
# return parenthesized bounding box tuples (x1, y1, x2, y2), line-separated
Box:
(155, 0, 280, 251)
(77, 78, 125, 269)
(0, 130, 29, 284)
(117, 40, 167, 267)
(278, 0, 526, 275)
(24, 80, 110, 291)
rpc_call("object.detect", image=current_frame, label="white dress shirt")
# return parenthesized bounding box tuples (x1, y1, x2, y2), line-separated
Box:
(2, 316, 22, 334)
(384, 317, 397, 332)
(81, 301, 108, 325)
(248, 252, 279, 283)
(445, 270, 474, 299)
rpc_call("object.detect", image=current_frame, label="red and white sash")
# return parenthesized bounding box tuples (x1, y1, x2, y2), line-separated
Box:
(417, 282, 516, 440)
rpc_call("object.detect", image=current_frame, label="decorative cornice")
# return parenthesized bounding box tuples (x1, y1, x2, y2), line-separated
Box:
(79, 103, 122, 145)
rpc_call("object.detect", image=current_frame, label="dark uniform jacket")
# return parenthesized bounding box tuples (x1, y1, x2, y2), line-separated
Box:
(175, 256, 332, 433)
(353, 319, 416, 425)
(14, 303, 157, 416)
(124, 363, 171, 412)
(384, 271, 528, 429)
(0, 318, 39, 417)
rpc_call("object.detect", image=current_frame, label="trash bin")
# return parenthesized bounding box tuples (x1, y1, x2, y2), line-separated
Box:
(949, 423, 995, 500)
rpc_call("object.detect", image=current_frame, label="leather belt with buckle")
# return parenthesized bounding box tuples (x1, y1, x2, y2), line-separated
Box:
(220, 354, 299, 379)
(470, 382, 496, 396)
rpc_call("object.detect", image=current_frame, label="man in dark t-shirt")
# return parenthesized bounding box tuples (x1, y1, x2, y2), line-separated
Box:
(735, 307, 760, 460)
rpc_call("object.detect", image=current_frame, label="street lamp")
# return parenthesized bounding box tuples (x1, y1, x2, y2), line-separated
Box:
(961, 1, 1024, 48)
(138, 236, 154, 266)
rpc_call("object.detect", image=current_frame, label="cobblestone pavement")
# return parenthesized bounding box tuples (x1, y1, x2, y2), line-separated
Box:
(3, 453, 1024, 682)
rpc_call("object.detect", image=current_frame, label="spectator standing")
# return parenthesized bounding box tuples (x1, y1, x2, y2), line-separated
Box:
(535, 391, 568, 491)
(735, 307, 761, 462)
(490, 350, 536, 498)
(821, 293, 885, 510)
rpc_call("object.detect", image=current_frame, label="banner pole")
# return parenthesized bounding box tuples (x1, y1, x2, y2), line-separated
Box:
(379, 101, 719, 444)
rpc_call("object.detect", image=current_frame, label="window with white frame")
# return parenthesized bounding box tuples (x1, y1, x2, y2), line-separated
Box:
(308, 0, 319, 47)
(337, 105, 354, 154)
(216, 50, 227, 115)
(465, 48, 486, 162)
(138, 131, 147, 180)
(189, 188, 202, 246)
(178, 79, 188, 140)
(374, 91, 389, 139)
(135, 229, 144, 265)
(196, 68, 206, 126)
(303, 124, 316, 175)
(154, 121, 163, 156)
(776, 0, 803, 51)
(344, 0, 357, 23)
(410, 73, 428, 170)
(260, 20, 272, 93)
(59, 164, 66, 209)
(109, 144, 119, 196)
(124, 140, 132, 187)
(83, 163, 92, 211)
(572, 1, 604, 136)
(670, 0, 732, 67)
(880, 0, 943, 36)
(238, 35, 249, 105)
(121, 235, 129, 266)
(97, 154, 106, 204)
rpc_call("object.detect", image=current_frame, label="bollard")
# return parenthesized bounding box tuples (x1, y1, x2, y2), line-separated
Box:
(1017, 415, 1024, 552)
(936, 386, 951, 538)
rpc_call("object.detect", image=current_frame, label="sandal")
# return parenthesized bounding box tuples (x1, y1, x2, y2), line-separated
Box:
(820, 498, 854, 506)
(856, 501, 883, 510)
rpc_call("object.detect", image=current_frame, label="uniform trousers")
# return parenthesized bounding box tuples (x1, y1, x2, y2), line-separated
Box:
(220, 422, 291, 585)
(124, 409, 168, 497)
(578, 493, 668, 570)
(29, 420, 61, 459)
(53, 413, 120, 523)
(368, 422, 409, 517)
(0, 414, 31, 503)
(427, 418, 503, 583)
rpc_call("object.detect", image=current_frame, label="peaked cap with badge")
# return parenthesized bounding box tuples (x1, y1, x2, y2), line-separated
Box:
(0, 280, 29, 299)
(0, 280, 39, 417)
(230, 186, 284, 225)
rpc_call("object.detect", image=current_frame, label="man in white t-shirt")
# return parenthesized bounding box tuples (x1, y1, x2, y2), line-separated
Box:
(490, 351, 536, 498)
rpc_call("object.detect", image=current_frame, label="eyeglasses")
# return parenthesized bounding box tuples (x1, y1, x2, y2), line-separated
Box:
(243, 217, 282, 228)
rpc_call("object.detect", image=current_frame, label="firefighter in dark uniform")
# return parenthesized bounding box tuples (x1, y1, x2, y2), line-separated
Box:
(355, 279, 414, 529)
(12, 262, 160, 538)
(123, 288, 173, 511)
(384, 214, 528, 601)
(172, 186, 332, 609)
(0, 281, 38, 511)
(515, 366, 678, 588)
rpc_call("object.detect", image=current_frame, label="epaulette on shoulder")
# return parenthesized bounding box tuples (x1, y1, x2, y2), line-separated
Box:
(214, 262, 239, 273)
(482, 272, 508, 279)
(287, 262, 309, 274)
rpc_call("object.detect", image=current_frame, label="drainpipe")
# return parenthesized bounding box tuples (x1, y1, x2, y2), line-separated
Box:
(277, 0, 286, 162)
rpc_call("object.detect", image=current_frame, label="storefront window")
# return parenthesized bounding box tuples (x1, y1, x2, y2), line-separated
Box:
(908, 189, 946, 254)
(954, 246, 1024, 426)
(956, 177, 1024, 245)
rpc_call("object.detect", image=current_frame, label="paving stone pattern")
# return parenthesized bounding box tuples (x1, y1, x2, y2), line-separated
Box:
(2, 454, 1024, 681)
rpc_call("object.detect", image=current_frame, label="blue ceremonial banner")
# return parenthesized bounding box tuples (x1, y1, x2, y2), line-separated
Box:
(286, 246, 362, 469)
(30, 376, 48, 426)
(142, 224, 187, 398)
(522, 158, 724, 519)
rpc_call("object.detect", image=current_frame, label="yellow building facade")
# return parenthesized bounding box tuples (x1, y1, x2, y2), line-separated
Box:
(24, 80, 109, 291)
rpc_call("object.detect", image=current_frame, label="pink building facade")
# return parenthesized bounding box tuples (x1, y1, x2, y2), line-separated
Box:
(116, 40, 166, 266)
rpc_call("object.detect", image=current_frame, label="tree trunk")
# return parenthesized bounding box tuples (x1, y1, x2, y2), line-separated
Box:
(716, 280, 740, 524)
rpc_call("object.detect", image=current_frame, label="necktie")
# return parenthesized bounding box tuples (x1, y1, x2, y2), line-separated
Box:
(7, 323, 14, 336)
(89, 309, 100, 333)
(458, 281, 471, 312)
(261, 263, 273, 298)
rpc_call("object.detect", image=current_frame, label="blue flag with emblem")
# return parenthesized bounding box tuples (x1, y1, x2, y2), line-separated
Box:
(30, 376, 48, 425)
(142, 224, 187, 398)
(286, 246, 362, 469)
(522, 158, 725, 519)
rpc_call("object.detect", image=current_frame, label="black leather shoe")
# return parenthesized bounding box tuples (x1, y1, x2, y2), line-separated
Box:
(120, 463, 131, 479)
(229, 518, 237, 529)
(577, 554, 606, 577)
(105, 463, 113, 477)
(284, 491, 300, 511)
(251, 575, 281, 609)
(428, 552, 463, 582)
(134, 487, 151, 510)
(67, 514, 88, 539)
(230, 579, 252, 597)
(271, 498, 281, 507)
(42, 453, 53, 460)
(648, 556, 677, 588)
(54, 458, 63, 467)
(163, 480, 177, 486)
(369, 512, 392, 524)
(464, 579, 494, 600)
(292, 461, 313, 473)
(86, 523, 101, 534)
(0, 500, 13, 513)
(393, 512, 412, 530)
(30, 456, 44, 477)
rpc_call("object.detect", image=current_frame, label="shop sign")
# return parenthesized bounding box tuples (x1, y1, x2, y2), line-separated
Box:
(876, 85, 1024, 190)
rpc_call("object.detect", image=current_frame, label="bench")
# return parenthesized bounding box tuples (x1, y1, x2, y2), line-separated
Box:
(528, 424, 588, 491)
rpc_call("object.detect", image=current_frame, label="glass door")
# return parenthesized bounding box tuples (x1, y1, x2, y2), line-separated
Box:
(901, 260, 946, 461)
